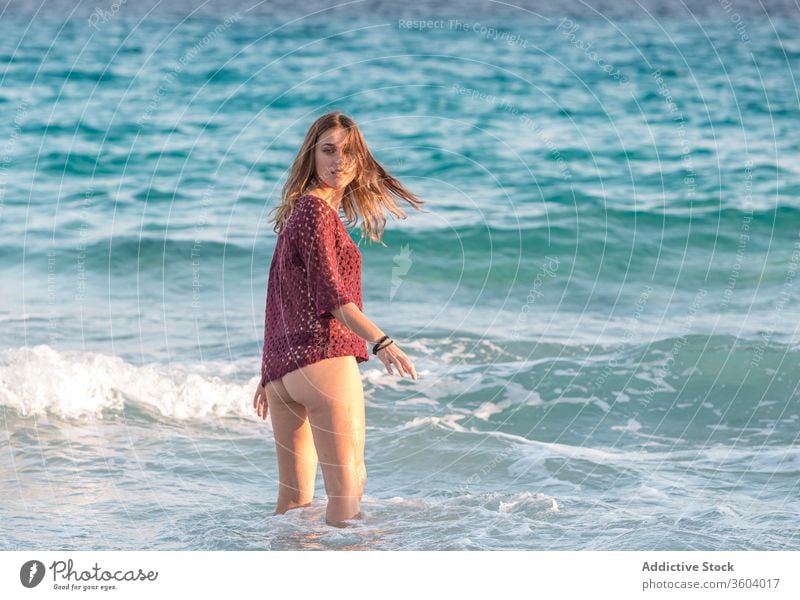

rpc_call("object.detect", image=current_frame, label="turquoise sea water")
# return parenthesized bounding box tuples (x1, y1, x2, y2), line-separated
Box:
(1, 0, 799, 549)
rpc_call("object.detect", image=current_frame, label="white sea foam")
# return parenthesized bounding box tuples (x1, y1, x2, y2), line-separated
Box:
(474, 398, 512, 420)
(498, 491, 559, 514)
(610, 418, 642, 432)
(399, 414, 469, 432)
(369, 490, 559, 518)
(394, 396, 441, 407)
(0, 345, 259, 420)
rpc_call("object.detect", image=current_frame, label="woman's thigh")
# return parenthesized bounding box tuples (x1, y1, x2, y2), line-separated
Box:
(282, 356, 365, 485)
(265, 377, 317, 503)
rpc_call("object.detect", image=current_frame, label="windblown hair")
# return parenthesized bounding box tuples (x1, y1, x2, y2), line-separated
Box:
(268, 111, 425, 245)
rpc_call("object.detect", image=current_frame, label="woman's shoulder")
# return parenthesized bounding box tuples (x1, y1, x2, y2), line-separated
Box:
(282, 195, 337, 242)
(297, 193, 334, 212)
(291, 194, 337, 225)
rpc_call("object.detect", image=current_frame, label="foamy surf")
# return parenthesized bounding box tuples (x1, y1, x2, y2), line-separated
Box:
(0, 345, 258, 420)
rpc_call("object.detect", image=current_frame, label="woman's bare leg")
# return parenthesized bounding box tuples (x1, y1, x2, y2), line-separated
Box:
(265, 377, 318, 514)
(282, 355, 366, 526)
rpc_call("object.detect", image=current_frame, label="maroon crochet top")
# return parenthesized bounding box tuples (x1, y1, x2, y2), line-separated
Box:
(259, 194, 369, 386)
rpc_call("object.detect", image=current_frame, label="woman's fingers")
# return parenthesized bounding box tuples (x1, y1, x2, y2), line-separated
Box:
(261, 398, 269, 420)
(392, 351, 410, 379)
(381, 351, 394, 375)
(404, 357, 418, 380)
(253, 385, 269, 419)
(395, 354, 413, 379)
(379, 347, 418, 380)
(394, 355, 406, 377)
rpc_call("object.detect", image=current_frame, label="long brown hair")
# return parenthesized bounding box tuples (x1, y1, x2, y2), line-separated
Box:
(268, 112, 426, 245)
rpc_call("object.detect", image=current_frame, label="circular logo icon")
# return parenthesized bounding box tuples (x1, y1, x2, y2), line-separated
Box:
(20, 560, 46, 588)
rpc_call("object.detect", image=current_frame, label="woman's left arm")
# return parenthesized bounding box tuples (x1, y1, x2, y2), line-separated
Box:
(331, 303, 418, 380)
(331, 302, 386, 346)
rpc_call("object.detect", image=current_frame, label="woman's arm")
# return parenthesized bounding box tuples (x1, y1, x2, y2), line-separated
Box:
(330, 302, 385, 345)
(331, 302, 418, 380)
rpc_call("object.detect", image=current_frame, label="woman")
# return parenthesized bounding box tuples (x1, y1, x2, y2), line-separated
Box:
(253, 112, 424, 527)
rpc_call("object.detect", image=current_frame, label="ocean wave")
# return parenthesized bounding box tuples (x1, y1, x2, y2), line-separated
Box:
(0, 345, 258, 421)
(5, 197, 800, 278)
(365, 333, 800, 442)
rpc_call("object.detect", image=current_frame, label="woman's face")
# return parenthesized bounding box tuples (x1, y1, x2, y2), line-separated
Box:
(314, 127, 357, 191)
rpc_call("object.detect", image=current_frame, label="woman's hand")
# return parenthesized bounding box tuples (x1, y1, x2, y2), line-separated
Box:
(253, 383, 269, 420)
(377, 342, 418, 380)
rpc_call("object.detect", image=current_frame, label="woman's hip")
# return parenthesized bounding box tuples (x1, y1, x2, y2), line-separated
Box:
(281, 355, 363, 410)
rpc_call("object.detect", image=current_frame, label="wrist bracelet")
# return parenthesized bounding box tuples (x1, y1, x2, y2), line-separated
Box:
(373, 339, 394, 355)
(372, 335, 389, 355)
